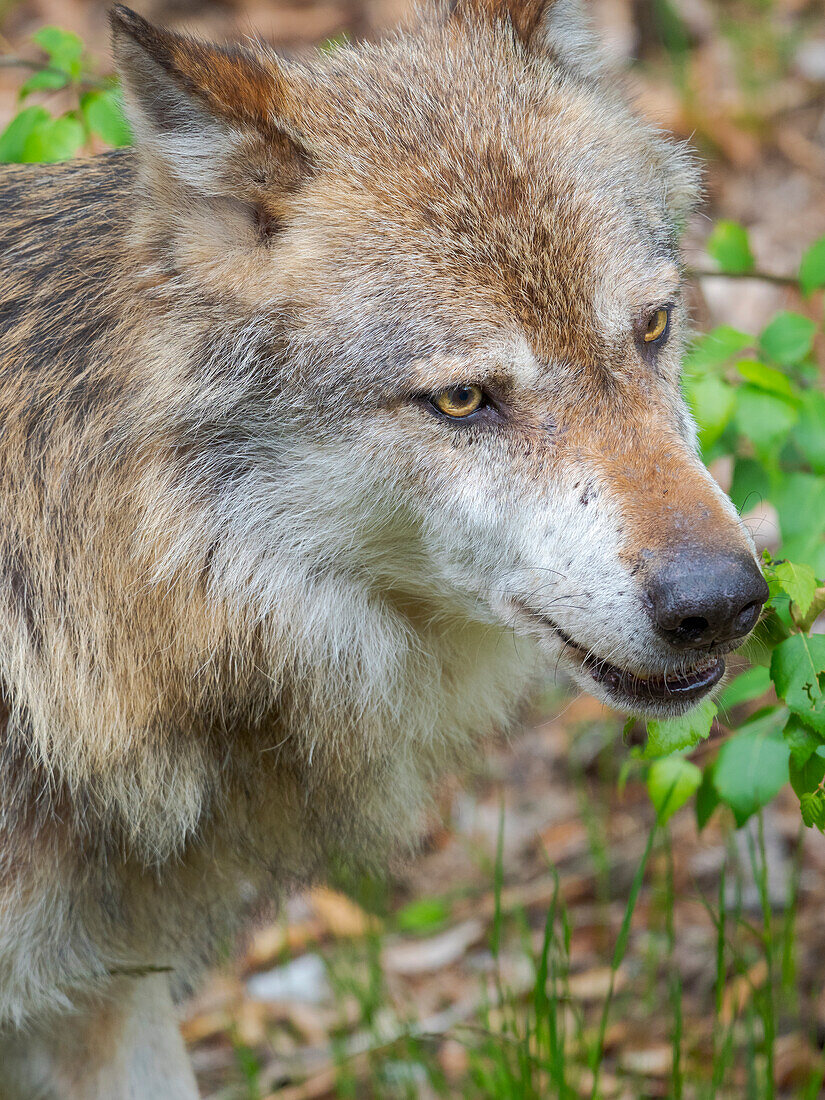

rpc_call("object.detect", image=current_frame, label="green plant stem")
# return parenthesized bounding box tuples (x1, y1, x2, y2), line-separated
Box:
(781, 825, 803, 997)
(750, 814, 776, 1100)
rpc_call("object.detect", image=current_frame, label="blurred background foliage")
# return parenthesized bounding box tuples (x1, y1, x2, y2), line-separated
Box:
(2, 0, 825, 1096)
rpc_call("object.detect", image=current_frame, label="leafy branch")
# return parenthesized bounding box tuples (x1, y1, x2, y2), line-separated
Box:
(0, 26, 131, 163)
(644, 224, 825, 834)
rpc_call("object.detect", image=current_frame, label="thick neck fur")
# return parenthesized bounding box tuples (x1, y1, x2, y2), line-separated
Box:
(0, 150, 534, 869)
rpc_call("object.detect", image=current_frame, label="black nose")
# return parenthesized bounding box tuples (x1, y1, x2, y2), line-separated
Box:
(645, 549, 769, 650)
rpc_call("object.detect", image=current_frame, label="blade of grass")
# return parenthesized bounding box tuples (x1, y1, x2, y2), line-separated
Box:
(533, 874, 570, 1097)
(588, 819, 658, 1100)
(663, 830, 683, 1100)
(749, 814, 776, 1100)
(712, 854, 732, 1095)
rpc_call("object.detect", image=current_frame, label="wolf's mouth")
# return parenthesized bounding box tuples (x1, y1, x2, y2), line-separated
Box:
(583, 649, 725, 704)
(513, 604, 725, 708)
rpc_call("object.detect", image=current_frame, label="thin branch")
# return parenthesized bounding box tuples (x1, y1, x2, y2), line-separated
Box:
(0, 56, 110, 90)
(0, 56, 50, 71)
(686, 266, 798, 288)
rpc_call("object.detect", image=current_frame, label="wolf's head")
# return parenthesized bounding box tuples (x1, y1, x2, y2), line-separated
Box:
(112, 0, 766, 721)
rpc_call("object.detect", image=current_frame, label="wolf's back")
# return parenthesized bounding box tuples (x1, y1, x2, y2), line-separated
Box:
(0, 151, 132, 393)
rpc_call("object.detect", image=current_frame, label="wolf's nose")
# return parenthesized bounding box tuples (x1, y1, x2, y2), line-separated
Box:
(645, 550, 769, 650)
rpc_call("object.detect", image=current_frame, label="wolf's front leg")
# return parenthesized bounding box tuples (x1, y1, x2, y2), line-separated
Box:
(0, 974, 199, 1100)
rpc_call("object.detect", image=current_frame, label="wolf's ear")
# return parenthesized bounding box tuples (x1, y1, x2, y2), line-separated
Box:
(651, 135, 702, 233)
(450, 0, 605, 74)
(110, 6, 313, 208)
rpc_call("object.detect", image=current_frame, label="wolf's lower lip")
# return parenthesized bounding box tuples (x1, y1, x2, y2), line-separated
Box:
(584, 652, 726, 703)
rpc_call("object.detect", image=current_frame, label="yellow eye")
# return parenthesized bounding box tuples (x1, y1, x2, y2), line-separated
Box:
(432, 384, 485, 419)
(643, 307, 670, 344)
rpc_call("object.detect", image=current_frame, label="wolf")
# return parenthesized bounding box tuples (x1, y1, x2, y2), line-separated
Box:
(0, 0, 767, 1094)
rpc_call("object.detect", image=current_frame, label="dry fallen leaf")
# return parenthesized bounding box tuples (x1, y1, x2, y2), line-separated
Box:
(180, 1009, 233, 1046)
(308, 886, 380, 938)
(567, 965, 627, 1001)
(721, 958, 769, 1026)
(382, 919, 484, 975)
(244, 918, 325, 971)
(438, 1037, 470, 1081)
(537, 818, 590, 861)
(619, 1044, 673, 1077)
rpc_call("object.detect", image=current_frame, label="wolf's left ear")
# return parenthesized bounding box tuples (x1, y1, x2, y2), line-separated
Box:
(110, 7, 314, 214)
(449, 0, 605, 75)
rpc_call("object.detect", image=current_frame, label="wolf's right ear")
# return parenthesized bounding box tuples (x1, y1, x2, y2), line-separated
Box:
(110, 7, 314, 207)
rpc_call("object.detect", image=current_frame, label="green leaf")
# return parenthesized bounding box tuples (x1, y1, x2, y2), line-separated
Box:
(735, 359, 798, 399)
(647, 756, 702, 823)
(396, 897, 450, 933)
(0, 105, 50, 162)
(770, 634, 825, 721)
(684, 375, 737, 450)
(724, 706, 788, 741)
(19, 68, 70, 97)
(740, 610, 792, 669)
(760, 311, 817, 366)
(781, 535, 825, 581)
(793, 586, 825, 634)
(718, 665, 771, 711)
(695, 763, 720, 830)
(799, 237, 825, 296)
(644, 697, 717, 759)
(707, 220, 755, 275)
(21, 114, 84, 163)
(32, 26, 84, 73)
(729, 458, 770, 515)
(684, 326, 752, 374)
(772, 473, 825, 545)
(789, 745, 825, 800)
(796, 390, 825, 475)
(713, 720, 790, 826)
(773, 560, 818, 616)
(80, 89, 131, 148)
(734, 386, 797, 462)
(783, 713, 823, 768)
(799, 790, 825, 830)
